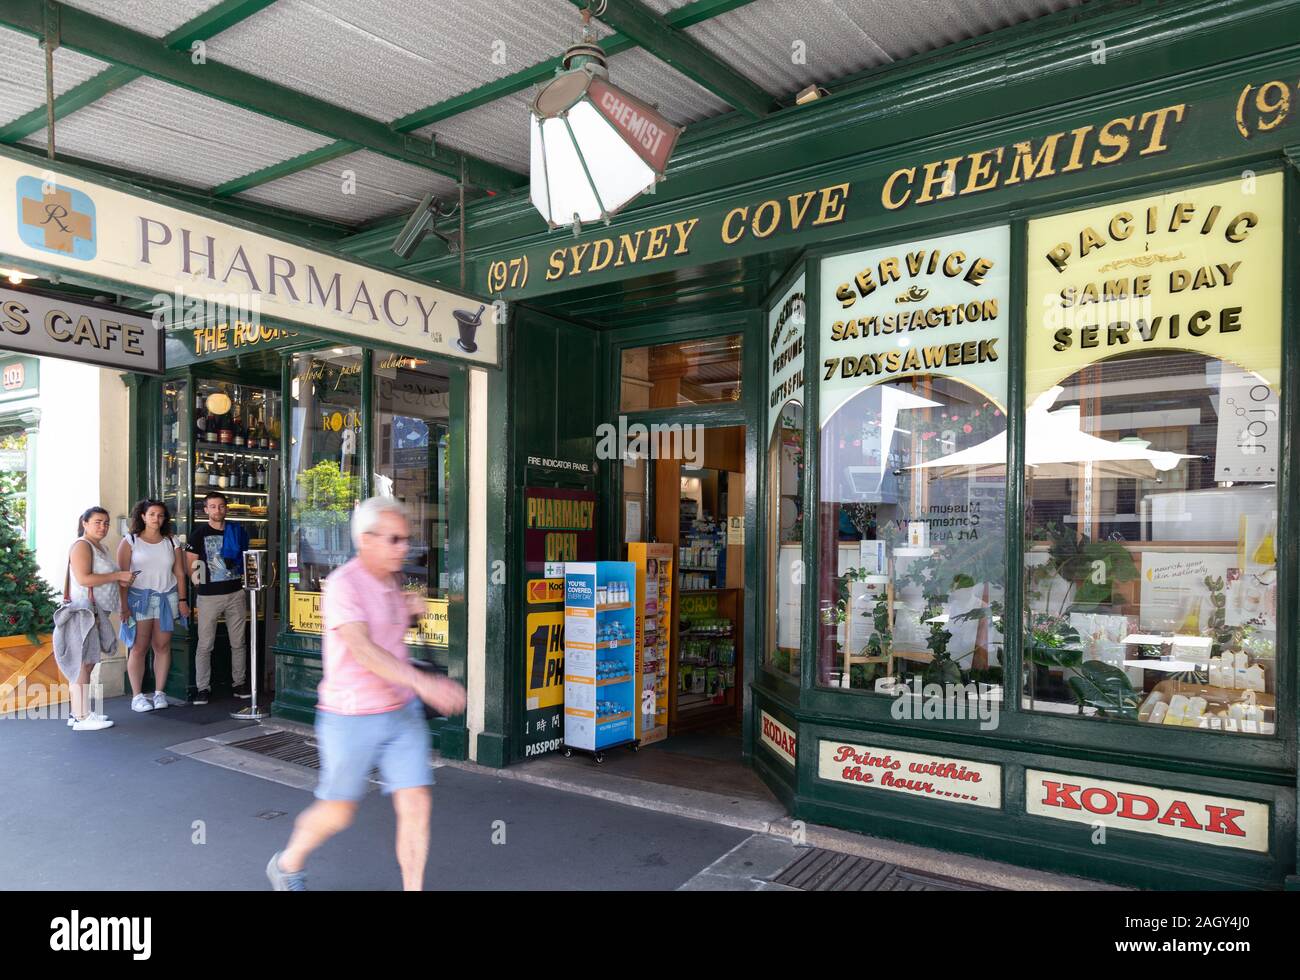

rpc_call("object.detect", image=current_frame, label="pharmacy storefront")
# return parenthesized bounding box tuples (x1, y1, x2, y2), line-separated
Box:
(0, 146, 499, 758)
(472, 12, 1300, 889)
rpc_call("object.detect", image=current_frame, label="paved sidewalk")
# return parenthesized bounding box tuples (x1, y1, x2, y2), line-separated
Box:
(1, 696, 748, 891)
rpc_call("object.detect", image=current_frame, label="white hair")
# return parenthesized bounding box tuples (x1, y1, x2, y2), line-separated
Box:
(351, 495, 409, 547)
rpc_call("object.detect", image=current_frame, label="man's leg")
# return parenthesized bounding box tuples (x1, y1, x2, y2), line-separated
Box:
(194, 597, 218, 693)
(392, 787, 431, 891)
(278, 800, 358, 873)
(222, 590, 250, 687)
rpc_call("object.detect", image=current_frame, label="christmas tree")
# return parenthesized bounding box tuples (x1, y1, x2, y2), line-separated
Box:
(0, 497, 58, 640)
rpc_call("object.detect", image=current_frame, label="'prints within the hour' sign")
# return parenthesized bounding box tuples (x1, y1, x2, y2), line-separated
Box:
(819, 224, 1010, 427)
(1026, 770, 1268, 852)
(818, 740, 1001, 808)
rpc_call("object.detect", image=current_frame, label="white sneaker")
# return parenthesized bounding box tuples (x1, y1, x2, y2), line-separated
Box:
(72, 715, 114, 731)
(131, 694, 154, 713)
(68, 712, 109, 727)
(152, 690, 170, 710)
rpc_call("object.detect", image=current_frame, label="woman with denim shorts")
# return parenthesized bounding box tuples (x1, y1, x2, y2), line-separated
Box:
(117, 499, 190, 713)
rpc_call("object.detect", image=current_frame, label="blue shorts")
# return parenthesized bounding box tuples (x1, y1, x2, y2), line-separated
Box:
(313, 699, 433, 802)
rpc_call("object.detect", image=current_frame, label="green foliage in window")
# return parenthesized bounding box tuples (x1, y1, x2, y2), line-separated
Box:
(294, 459, 360, 527)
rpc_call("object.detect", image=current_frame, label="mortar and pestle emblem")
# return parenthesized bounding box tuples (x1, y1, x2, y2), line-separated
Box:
(454, 304, 486, 353)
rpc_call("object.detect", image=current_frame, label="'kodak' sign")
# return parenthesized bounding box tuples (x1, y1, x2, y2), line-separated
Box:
(1025, 770, 1268, 853)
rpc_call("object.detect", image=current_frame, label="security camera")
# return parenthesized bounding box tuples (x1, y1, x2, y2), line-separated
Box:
(391, 193, 460, 259)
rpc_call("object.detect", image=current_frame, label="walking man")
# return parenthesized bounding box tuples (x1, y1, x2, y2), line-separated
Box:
(267, 497, 465, 891)
(184, 492, 250, 703)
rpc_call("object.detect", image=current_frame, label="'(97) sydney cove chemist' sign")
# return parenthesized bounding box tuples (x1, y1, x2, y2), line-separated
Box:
(0, 151, 497, 366)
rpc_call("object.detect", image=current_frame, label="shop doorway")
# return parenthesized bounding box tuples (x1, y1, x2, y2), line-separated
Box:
(623, 423, 747, 763)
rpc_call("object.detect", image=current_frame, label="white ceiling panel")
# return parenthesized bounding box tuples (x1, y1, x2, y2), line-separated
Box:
(234, 149, 461, 226)
(0, 26, 113, 127)
(678, 0, 1088, 100)
(21, 77, 334, 188)
(416, 92, 532, 174)
(205, 0, 612, 124)
(60, 0, 229, 40)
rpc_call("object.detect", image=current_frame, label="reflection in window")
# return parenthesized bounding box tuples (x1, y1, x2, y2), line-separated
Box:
(818, 376, 1006, 694)
(372, 351, 451, 603)
(288, 348, 363, 596)
(620, 334, 743, 410)
(766, 401, 803, 679)
(1023, 351, 1278, 736)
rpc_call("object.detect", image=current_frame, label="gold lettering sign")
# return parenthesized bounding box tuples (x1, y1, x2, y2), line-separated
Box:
(882, 105, 1188, 211)
(288, 587, 449, 648)
(1025, 172, 1283, 405)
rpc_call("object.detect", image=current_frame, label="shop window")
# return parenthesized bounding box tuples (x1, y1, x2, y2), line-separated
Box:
(372, 350, 452, 648)
(620, 334, 743, 410)
(288, 348, 363, 597)
(817, 376, 1007, 693)
(1022, 351, 1278, 735)
(1022, 172, 1283, 735)
(766, 401, 803, 679)
(0, 428, 29, 537)
(161, 380, 187, 538)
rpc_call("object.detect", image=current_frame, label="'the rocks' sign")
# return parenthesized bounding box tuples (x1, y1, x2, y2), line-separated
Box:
(818, 740, 1001, 808)
(1025, 770, 1268, 852)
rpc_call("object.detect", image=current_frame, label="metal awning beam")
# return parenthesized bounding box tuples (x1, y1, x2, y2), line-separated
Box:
(212, 0, 760, 199)
(573, 0, 773, 119)
(0, 0, 526, 193)
(0, 0, 281, 145)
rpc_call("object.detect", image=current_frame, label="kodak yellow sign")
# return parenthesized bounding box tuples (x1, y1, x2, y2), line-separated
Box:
(1025, 172, 1283, 403)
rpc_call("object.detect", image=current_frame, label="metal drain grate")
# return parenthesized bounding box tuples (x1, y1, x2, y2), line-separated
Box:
(772, 848, 988, 892)
(232, 730, 321, 770)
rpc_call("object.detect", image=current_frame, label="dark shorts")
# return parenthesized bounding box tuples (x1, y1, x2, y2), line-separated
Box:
(313, 699, 433, 802)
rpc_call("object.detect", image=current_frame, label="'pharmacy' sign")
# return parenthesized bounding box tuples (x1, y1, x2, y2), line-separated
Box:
(0, 148, 497, 366)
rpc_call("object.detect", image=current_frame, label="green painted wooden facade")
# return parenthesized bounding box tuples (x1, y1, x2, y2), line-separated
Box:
(108, 0, 1300, 889)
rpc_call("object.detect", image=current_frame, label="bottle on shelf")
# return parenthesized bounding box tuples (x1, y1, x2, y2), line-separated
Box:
(195, 457, 208, 486)
(233, 408, 245, 448)
(194, 392, 207, 441)
(217, 460, 230, 489)
(256, 461, 267, 489)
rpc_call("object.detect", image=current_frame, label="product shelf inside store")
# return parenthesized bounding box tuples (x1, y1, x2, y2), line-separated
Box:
(193, 489, 267, 497)
(597, 712, 632, 725)
(195, 446, 277, 458)
(597, 675, 633, 687)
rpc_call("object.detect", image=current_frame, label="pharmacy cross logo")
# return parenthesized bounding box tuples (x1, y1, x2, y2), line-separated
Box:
(16, 177, 96, 259)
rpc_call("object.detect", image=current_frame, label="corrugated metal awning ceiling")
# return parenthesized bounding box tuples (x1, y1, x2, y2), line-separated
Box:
(0, 0, 1088, 234)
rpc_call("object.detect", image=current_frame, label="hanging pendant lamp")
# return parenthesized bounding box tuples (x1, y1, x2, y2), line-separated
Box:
(530, 8, 681, 233)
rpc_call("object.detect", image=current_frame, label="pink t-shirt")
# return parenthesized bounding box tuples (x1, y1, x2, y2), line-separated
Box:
(318, 558, 414, 715)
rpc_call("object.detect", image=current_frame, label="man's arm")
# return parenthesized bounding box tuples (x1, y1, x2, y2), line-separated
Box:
(336, 621, 423, 689)
(336, 621, 467, 715)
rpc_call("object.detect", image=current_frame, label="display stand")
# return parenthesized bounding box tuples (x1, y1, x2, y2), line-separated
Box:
(629, 543, 673, 745)
(230, 549, 268, 722)
(563, 561, 639, 763)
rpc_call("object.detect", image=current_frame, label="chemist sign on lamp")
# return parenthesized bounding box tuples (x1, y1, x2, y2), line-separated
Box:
(529, 6, 681, 233)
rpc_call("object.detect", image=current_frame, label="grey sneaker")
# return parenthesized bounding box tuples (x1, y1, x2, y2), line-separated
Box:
(266, 851, 306, 891)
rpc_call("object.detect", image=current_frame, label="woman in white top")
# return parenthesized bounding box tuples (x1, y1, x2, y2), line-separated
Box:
(65, 507, 134, 730)
(117, 499, 190, 713)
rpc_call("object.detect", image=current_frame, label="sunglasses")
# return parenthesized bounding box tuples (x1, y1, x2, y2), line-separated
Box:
(364, 531, 410, 546)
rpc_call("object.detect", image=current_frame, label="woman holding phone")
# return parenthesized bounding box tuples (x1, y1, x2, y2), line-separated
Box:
(118, 499, 189, 712)
(57, 506, 135, 730)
